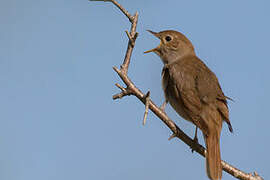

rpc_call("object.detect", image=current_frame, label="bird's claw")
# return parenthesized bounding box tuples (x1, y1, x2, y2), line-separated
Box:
(191, 127, 199, 153)
(160, 100, 168, 113)
(191, 136, 199, 153)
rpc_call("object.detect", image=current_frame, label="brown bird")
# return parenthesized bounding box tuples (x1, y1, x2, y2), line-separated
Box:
(144, 30, 233, 180)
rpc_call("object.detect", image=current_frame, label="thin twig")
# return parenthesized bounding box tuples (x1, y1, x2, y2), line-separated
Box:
(115, 83, 126, 92)
(121, 12, 138, 74)
(143, 91, 150, 125)
(125, 30, 134, 47)
(89, 0, 133, 22)
(90, 1, 264, 180)
(112, 83, 132, 100)
(168, 133, 177, 141)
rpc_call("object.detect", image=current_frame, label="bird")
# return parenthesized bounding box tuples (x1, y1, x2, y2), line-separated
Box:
(144, 30, 233, 180)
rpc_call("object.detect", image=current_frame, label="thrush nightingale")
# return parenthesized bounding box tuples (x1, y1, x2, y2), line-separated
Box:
(144, 30, 233, 180)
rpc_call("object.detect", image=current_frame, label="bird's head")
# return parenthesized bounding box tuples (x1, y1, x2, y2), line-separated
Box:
(144, 30, 195, 64)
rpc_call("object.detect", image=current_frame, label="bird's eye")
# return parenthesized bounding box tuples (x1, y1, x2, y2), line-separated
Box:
(165, 36, 172, 42)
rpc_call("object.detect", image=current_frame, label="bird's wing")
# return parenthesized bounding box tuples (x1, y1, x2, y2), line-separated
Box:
(168, 56, 232, 134)
(194, 58, 233, 132)
(167, 57, 209, 135)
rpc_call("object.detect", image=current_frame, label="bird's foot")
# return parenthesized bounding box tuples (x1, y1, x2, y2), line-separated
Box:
(191, 127, 199, 153)
(160, 100, 168, 113)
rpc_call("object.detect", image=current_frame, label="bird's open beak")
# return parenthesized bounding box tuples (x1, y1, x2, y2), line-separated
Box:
(144, 46, 160, 54)
(144, 30, 161, 54)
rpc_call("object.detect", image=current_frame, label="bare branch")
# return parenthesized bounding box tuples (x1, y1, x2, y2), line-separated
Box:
(121, 12, 138, 74)
(90, 1, 264, 180)
(221, 162, 264, 180)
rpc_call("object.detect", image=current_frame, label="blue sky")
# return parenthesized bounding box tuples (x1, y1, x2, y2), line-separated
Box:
(1, 0, 269, 180)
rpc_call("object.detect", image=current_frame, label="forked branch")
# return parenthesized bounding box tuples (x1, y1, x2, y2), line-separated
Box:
(89, 1, 264, 180)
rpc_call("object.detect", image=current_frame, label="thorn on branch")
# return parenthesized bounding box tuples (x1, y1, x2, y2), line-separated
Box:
(114, 65, 127, 76)
(134, 32, 139, 40)
(125, 30, 135, 47)
(254, 172, 258, 176)
(253, 172, 264, 180)
(113, 65, 128, 78)
(125, 30, 138, 47)
(112, 83, 132, 100)
(142, 91, 150, 126)
(115, 83, 126, 92)
(168, 133, 177, 141)
(133, 11, 138, 23)
(113, 66, 122, 74)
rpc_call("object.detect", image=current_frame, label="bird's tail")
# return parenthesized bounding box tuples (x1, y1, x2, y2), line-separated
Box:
(204, 132, 222, 180)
